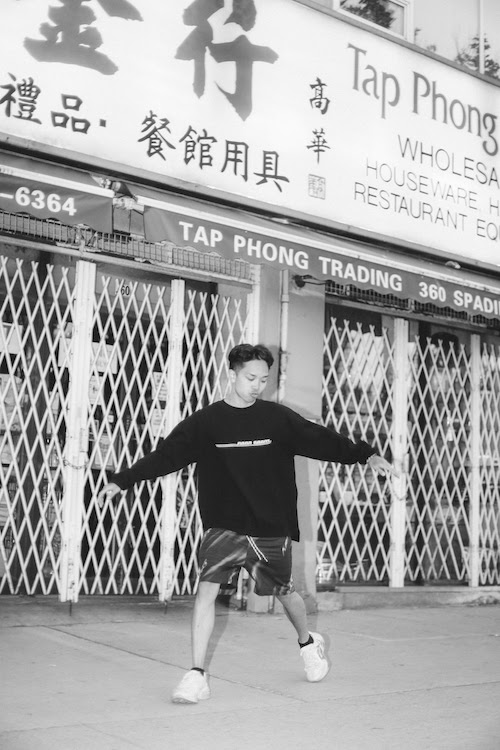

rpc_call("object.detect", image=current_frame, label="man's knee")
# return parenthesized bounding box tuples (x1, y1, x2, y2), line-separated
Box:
(196, 580, 221, 603)
(276, 590, 301, 606)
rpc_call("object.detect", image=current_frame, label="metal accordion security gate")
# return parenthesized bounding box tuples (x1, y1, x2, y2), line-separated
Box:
(319, 309, 500, 588)
(0, 251, 254, 601)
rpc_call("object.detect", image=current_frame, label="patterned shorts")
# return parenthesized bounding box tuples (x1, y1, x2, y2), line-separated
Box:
(198, 527, 295, 596)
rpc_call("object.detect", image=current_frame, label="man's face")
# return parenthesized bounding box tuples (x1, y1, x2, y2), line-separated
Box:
(229, 359, 270, 407)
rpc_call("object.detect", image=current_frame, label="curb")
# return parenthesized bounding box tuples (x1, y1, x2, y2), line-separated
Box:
(316, 586, 500, 610)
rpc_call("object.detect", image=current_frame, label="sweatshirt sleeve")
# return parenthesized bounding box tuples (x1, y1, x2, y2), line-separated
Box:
(285, 407, 377, 464)
(109, 412, 200, 490)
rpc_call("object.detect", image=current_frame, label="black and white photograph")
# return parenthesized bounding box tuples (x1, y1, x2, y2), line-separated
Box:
(0, 2, 499, 748)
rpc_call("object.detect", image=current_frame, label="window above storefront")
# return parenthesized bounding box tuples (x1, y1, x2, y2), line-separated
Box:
(303, 0, 500, 83)
(336, 0, 411, 39)
(413, 0, 500, 82)
(306, 0, 412, 39)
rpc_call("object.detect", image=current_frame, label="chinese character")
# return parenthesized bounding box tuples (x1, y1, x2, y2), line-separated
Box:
(0, 73, 41, 123)
(138, 112, 176, 160)
(221, 141, 249, 181)
(52, 94, 91, 133)
(254, 151, 289, 192)
(176, 0, 224, 97)
(180, 126, 217, 167)
(308, 175, 326, 200)
(24, 0, 142, 76)
(176, 0, 278, 120)
(307, 128, 330, 164)
(309, 77, 330, 115)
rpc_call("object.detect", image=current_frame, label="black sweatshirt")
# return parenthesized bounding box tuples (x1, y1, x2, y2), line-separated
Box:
(110, 399, 377, 541)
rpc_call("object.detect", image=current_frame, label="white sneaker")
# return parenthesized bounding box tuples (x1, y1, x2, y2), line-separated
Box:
(171, 670, 211, 704)
(300, 632, 329, 682)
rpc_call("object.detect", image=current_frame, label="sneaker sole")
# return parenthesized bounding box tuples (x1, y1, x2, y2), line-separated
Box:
(171, 691, 210, 704)
(171, 695, 198, 704)
(306, 661, 330, 682)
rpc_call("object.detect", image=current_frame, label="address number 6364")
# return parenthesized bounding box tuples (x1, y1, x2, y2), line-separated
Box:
(15, 186, 77, 216)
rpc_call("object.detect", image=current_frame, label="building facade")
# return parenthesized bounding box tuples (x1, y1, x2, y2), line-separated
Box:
(1, 0, 500, 604)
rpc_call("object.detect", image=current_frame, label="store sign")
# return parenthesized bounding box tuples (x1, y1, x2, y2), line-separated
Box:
(140, 190, 500, 320)
(0, 154, 113, 231)
(1, 1, 500, 266)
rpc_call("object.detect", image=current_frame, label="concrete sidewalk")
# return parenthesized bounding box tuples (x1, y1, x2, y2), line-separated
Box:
(0, 596, 499, 750)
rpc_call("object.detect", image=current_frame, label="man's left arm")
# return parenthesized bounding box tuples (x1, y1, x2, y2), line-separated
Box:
(289, 410, 398, 475)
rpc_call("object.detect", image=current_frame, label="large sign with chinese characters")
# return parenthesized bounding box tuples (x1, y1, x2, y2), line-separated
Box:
(1, 1, 500, 267)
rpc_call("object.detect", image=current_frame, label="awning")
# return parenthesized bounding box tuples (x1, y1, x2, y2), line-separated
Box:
(0, 151, 114, 233)
(133, 183, 500, 321)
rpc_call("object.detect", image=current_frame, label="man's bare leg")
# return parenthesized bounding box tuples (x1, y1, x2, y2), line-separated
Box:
(171, 580, 220, 703)
(276, 591, 310, 643)
(192, 580, 220, 668)
(277, 590, 329, 682)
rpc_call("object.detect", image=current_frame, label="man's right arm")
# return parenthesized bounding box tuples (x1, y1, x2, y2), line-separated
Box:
(97, 413, 199, 506)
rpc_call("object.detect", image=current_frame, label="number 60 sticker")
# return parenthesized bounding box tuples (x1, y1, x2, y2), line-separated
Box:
(15, 186, 77, 216)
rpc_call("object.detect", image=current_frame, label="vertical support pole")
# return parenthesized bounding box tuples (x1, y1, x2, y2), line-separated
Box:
(478, 0, 485, 75)
(159, 278, 185, 602)
(389, 318, 409, 588)
(245, 264, 261, 344)
(277, 269, 290, 405)
(60, 259, 96, 603)
(469, 334, 481, 587)
(405, 0, 415, 43)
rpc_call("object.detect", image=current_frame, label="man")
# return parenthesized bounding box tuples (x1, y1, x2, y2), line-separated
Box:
(98, 343, 395, 704)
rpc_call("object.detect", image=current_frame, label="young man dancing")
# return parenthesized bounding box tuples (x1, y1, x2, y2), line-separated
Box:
(98, 343, 395, 703)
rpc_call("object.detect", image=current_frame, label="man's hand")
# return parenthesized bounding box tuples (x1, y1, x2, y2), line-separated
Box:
(367, 454, 400, 478)
(97, 482, 122, 509)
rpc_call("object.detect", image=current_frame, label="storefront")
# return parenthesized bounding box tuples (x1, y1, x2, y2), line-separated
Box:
(0, 197, 256, 599)
(1, 1, 500, 601)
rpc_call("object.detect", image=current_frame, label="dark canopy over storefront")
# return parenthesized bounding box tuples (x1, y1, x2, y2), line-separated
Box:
(132, 183, 500, 322)
(0, 151, 113, 233)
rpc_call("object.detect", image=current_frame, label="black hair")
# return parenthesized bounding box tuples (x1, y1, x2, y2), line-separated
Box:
(228, 343, 274, 371)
